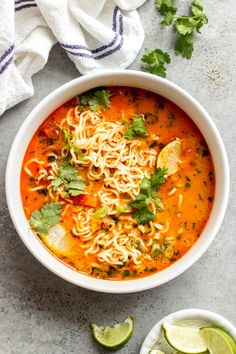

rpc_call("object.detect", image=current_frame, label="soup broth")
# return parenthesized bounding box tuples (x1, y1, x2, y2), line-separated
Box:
(21, 87, 215, 280)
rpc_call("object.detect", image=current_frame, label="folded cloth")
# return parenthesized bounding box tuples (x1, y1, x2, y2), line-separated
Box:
(0, 0, 146, 116)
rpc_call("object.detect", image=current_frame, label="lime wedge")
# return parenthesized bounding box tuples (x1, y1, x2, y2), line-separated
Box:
(43, 224, 69, 254)
(91, 316, 134, 350)
(162, 322, 207, 353)
(200, 326, 236, 354)
(149, 350, 166, 354)
(157, 139, 182, 176)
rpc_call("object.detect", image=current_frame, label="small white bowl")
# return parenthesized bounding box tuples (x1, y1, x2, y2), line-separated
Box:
(6, 70, 230, 293)
(140, 309, 236, 353)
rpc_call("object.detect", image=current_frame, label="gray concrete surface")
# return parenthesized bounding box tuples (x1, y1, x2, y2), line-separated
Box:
(1, 1, 236, 353)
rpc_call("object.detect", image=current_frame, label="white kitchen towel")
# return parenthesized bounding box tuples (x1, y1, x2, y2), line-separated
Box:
(0, 0, 146, 116)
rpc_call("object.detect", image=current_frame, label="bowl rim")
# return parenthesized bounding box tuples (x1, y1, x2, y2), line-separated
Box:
(5, 70, 230, 293)
(140, 308, 236, 353)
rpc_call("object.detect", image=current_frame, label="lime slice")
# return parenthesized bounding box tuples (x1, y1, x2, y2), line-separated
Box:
(200, 326, 236, 354)
(149, 350, 166, 354)
(91, 316, 134, 350)
(162, 322, 207, 353)
(43, 224, 69, 254)
(157, 139, 182, 176)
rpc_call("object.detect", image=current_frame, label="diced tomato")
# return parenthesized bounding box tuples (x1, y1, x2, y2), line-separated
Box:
(71, 194, 98, 208)
(39, 118, 58, 140)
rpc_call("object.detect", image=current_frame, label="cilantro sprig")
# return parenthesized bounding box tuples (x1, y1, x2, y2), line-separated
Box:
(50, 159, 86, 196)
(155, 0, 176, 26)
(124, 115, 149, 140)
(77, 88, 111, 112)
(174, 0, 208, 59)
(155, 0, 208, 60)
(29, 202, 62, 234)
(141, 49, 171, 78)
(130, 167, 168, 225)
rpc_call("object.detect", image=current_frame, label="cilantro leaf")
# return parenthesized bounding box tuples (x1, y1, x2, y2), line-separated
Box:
(79, 95, 90, 105)
(134, 207, 155, 225)
(150, 167, 168, 190)
(57, 160, 78, 182)
(29, 202, 62, 234)
(130, 193, 148, 210)
(124, 115, 149, 140)
(175, 17, 197, 35)
(66, 179, 86, 196)
(175, 33, 194, 59)
(191, 0, 206, 22)
(78, 89, 111, 111)
(130, 168, 168, 224)
(174, 0, 208, 58)
(175, 11, 207, 36)
(50, 177, 63, 190)
(89, 90, 111, 111)
(50, 159, 85, 196)
(155, 0, 177, 26)
(141, 49, 171, 78)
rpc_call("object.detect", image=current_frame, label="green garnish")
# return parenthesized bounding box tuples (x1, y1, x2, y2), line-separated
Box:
(29, 202, 62, 234)
(124, 115, 148, 140)
(133, 207, 156, 225)
(122, 270, 131, 278)
(149, 167, 168, 190)
(50, 159, 85, 196)
(66, 179, 86, 196)
(151, 243, 162, 257)
(174, 0, 208, 59)
(155, 0, 177, 26)
(63, 129, 84, 159)
(78, 88, 111, 111)
(116, 205, 131, 213)
(153, 0, 208, 64)
(94, 205, 109, 219)
(130, 167, 168, 225)
(141, 49, 171, 78)
(175, 33, 193, 59)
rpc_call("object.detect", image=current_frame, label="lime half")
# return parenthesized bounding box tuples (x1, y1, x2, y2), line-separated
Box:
(162, 322, 207, 353)
(200, 326, 236, 354)
(91, 316, 134, 350)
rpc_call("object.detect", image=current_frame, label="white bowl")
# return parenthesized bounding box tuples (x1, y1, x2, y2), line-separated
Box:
(140, 309, 236, 353)
(6, 70, 230, 293)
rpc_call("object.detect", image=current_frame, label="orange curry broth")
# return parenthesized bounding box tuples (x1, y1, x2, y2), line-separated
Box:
(20, 87, 215, 280)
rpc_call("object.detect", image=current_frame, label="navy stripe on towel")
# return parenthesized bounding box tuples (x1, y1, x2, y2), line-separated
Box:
(61, 34, 119, 54)
(66, 37, 124, 60)
(61, 6, 124, 60)
(15, 0, 35, 4)
(15, 3, 37, 11)
(0, 56, 13, 75)
(0, 44, 14, 64)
